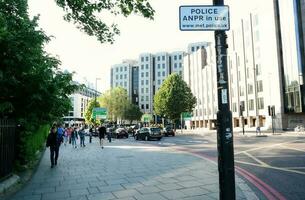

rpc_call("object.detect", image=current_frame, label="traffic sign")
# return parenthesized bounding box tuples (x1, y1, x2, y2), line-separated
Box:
(182, 112, 193, 121)
(93, 107, 107, 119)
(141, 114, 153, 122)
(179, 5, 230, 31)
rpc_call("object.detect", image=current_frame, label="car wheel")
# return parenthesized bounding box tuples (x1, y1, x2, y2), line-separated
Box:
(145, 135, 148, 141)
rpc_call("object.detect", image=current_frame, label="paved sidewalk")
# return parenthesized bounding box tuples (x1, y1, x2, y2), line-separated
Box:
(8, 138, 257, 200)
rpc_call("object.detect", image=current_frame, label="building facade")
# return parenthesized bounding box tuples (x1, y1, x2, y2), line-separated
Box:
(63, 83, 101, 127)
(183, 42, 217, 129)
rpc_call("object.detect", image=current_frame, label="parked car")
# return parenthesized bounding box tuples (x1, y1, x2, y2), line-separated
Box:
(113, 127, 129, 138)
(135, 127, 162, 141)
(162, 126, 175, 137)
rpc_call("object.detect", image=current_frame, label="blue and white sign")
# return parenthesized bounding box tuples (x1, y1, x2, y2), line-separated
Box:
(179, 5, 230, 31)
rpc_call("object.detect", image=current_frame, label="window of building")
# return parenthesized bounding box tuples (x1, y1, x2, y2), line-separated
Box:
(141, 80, 144, 85)
(257, 80, 263, 92)
(232, 103, 237, 112)
(162, 55, 165, 61)
(141, 88, 144, 93)
(124, 66, 127, 71)
(124, 74, 127, 79)
(120, 74, 123, 79)
(179, 63, 182, 68)
(141, 96, 144, 101)
(179, 55, 182, 60)
(141, 72, 144, 77)
(240, 86, 244, 96)
(146, 80, 149, 85)
(146, 72, 149, 77)
(116, 75, 118, 79)
(162, 63, 165, 69)
(146, 88, 149, 93)
(174, 63, 177, 68)
(256, 64, 261, 76)
(120, 67, 123, 72)
(146, 104, 149, 109)
(248, 99, 254, 111)
(146, 96, 149, 101)
(146, 64, 149, 69)
(141, 57, 144, 62)
(258, 97, 264, 109)
(174, 55, 177, 60)
(141, 65, 144, 70)
(191, 47, 195, 52)
(124, 82, 127, 87)
(141, 104, 144, 109)
(146, 56, 149, 61)
(162, 71, 165, 76)
(248, 84, 254, 94)
(158, 80, 161, 85)
(179, 71, 182, 76)
(158, 64, 160, 69)
(157, 56, 160, 61)
(158, 72, 161, 77)
(116, 68, 118, 72)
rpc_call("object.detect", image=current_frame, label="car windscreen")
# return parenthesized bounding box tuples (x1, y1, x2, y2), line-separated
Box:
(150, 128, 160, 132)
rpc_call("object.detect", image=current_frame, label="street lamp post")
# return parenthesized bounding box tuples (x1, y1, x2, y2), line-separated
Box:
(94, 78, 101, 125)
(213, 0, 236, 199)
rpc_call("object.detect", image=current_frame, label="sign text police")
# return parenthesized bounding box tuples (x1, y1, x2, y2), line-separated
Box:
(179, 6, 230, 31)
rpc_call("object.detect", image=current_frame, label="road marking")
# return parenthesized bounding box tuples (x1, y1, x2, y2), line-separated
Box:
(236, 160, 305, 176)
(243, 152, 270, 167)
(279, 144, 305, 153)
(235, 139, 304, 155)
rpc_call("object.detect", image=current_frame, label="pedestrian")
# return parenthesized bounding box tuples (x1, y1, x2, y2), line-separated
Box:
(89, 126, 93, 143)
(63, 127, 69, 146)
(79, 126, 86, 147)
(98, 125, 106, 148)
(71, 127, 78, 148)
(256, 126, 261, 135)
(46, 125, 63, 168)
(107, 127, 112, 143)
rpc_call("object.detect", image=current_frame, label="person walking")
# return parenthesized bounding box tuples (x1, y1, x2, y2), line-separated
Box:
(79, 126, 86, 147)
(46, 125, 63, 168)
(98, 125, 106, 149)
(89, 126, 93, 143)
(71, 127, 78, 148)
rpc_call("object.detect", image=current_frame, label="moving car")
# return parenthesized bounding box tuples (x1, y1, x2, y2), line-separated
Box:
(162, 126, 175, 137)
(135, 127, 162, 141)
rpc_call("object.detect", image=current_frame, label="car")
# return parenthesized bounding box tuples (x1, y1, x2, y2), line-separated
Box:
(113, 127, 129, 139)
(135, 127, 162, 141)
(162, 126, 175, 137)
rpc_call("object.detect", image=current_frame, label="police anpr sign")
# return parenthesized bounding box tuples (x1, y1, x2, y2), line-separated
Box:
(179, 5, 229, 31)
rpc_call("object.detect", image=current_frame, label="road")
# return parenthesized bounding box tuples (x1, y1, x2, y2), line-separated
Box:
(128, 132, 305, 200)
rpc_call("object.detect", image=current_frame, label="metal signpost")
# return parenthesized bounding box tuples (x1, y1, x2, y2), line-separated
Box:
(180, 1, 235, 199)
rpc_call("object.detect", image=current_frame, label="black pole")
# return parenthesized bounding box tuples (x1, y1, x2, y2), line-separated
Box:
(213, 0, 236, 199)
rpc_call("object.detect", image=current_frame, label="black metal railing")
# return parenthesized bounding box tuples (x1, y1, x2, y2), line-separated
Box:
(0, 119, 16, 179)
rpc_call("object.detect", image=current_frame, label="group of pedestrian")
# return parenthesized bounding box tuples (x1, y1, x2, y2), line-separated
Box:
(46, 123, 112, 168)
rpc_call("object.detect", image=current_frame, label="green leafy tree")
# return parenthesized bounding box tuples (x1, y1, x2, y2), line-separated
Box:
(154, 73, 196, 122)
(99, 87, 129, 122)
(123, 103, 143, 124)
(84, 99, 100, 125)
(55, 0, 155, 43)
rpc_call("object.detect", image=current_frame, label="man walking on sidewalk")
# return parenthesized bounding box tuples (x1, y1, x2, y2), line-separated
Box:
(98, 125, 106, 149)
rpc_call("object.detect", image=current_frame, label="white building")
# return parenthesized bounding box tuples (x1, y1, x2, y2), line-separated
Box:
(110, 60, 137, 98)
(63, 83, 101, 127)
(183, 42, 218, 129)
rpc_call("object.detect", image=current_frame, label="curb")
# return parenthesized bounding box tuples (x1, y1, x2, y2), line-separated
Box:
(0, 175, 20, 194)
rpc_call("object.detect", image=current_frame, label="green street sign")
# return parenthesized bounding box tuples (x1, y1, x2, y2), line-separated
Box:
(93, 107, 107, 119)
(182, 112, 192, 121)
(141, 114, 153, 122)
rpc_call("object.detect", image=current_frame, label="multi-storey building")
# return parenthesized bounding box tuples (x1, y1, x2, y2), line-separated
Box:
(63, 83, 101, 127)
(183, 42, 217, 129)
(110, 60, 138, 104)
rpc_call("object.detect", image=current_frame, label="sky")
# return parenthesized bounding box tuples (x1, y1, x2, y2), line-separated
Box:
(28, 0, 216, 92)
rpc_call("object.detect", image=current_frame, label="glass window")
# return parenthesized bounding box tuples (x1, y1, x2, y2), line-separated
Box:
(141, 96, 144, 101)
(124, 82, 127, 87)
(146, 96, 149, 101)
(179, 55, 182, 60)
(174, 55, 177, 60)
(179, 63, 182, 68)
(162, 71, 165, 76)
(141, 65, 144, 70)
(162, 63, 165, 69)
(141, 104, 144, 109)
(141, 72, 144, 77)
(120, 67, 123, 72)
(146, 56, 149, 61)
(248, 99, 254, 111)
(146, 64, 149, 69)
(257, 80, 263, 92)
(146, 104, 149, 109)
(116, 75, 118, 79)
(157, 56, 160, 61)
(146, 80, 149, 85)
(146, 88, 149, 93)
(141, 57, 144, 62)
(158, 72, 161, 76)
(232, 103, 237, 112)
(191, 47, 195, 52)
(158, 80, 161, 85)
(174, 63, 177, 68)
(146, 72, 149, 77)
(162, 56, 165, 61)
(256, 64, 261, 76)
(141, 80, 144, 85)
(248, 84, 254, 94)
(258, 97, 264, 109)
(116, 68, 118, 72)
(124, 66, 127, 71)
(120, 74, 123, 79)
(124, 74, 127, 79)
(141, 88, 144, 93)
(158, 64, 160, 69)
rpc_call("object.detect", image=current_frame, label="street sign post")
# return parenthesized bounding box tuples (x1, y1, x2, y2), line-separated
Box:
(92, 107, 107, 120)
(182, 112, 193, 121)
(179, 5, 229, 31)
(180, 2, 235, 199)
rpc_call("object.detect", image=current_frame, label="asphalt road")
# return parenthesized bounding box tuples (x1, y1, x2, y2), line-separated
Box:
(128, 132, 305, 200)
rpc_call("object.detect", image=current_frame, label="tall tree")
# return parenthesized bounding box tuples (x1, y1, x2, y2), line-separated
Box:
(123, 103, 143, 124)
(99, 87, 129, 122)
(55, 0, 155, 43)
(84, 99, 100, 125)
(154, 73, 196, 122)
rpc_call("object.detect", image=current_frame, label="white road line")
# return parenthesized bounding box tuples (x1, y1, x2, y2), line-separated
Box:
(243, 152, 270, 167)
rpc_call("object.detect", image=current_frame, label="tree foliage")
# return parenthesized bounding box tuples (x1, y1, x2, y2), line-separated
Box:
(84, 99, 100, 125)
(0, 1, 78, 127)
(99, 87, 129, 121)
(55, 0, 155, 43)
(154, 74, 196, 121)
(123, 103, 142, 124)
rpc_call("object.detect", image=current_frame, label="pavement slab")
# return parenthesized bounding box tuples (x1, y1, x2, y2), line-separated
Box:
(6, 137, 256, 200)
